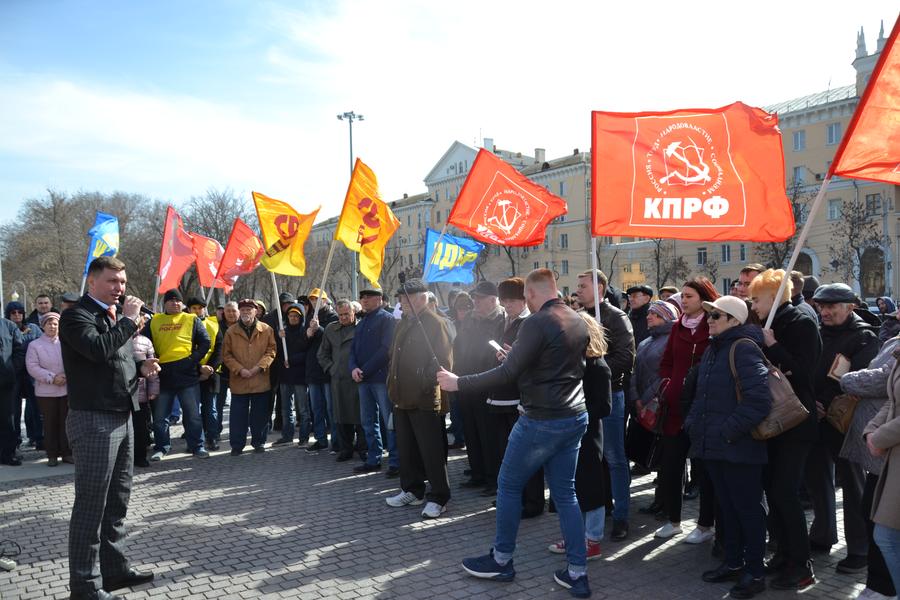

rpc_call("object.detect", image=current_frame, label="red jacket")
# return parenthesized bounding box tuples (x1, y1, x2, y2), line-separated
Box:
(658, 316, 710, 436)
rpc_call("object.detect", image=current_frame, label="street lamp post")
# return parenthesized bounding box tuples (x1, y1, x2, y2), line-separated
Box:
(337, 110, 363, 300)
(10, 280, 27, 314)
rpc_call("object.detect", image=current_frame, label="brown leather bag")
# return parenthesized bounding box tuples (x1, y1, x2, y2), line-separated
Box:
(729, 338, 810, 440)
(826, 393, 860, 434)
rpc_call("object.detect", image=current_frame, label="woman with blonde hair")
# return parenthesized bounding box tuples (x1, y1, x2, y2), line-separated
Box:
(748, 269, 821, 590)
(548, 311, 612, 560)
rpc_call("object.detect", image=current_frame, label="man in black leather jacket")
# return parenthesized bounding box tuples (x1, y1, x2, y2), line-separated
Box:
(438, 268, 593, 598)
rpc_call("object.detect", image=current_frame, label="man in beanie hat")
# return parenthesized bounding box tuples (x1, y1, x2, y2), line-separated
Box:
(143, 289, 211, 460)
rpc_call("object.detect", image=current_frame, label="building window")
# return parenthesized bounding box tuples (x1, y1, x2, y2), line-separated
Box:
(407, 215, 411, 227)
(792, 166, 805, 184)
(866, 193, 883, 216)
(436, 210, 441, 223)
(562, 286, 570, 296)
(560, 233, 569, 249)
(435, 190, 440, 202)
(399, 255, 405, 267)
(623, 263, 632, 273)
(792, 130, 806, 151)
(534, 261, 540, 270)
(561, 260, 569, 275)
(826, 122, 841, 146)
(721, 278, 733, 296)
(739, 243, 747, 261)
(827, 199, 842, 220)
(721, 244, 731, 263)
(409, 254, 413, 266)
(417, 213, 422, 228)
(697, 247, 707, 266)
(559, 181, 567, 197)
(545, 261, 550, 269)
(544, 238, 549, 250)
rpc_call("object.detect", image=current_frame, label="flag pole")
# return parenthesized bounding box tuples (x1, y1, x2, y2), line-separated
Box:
(313, 240, 338, 317)
(270, 271, 290, 368)
(590, 237, 602, 325)
(422, 223, 450, 283)
(204, 284, 214, 307)
(79, 275, 87, 296)
(152, 275, 161, 313)
(763, 176, 833, 330)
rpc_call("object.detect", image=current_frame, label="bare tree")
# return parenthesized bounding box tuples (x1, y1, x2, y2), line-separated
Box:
(649, 238, 690, 289)
(701, 257, 720, 285)
(827, 194, 888, 287)
(757, 179, 817, 269)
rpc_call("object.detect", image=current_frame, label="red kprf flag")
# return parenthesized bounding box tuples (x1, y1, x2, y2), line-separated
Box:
(191, 233, 225, 289)
(213, 218, 264, 293)
(157, 206, 195, 293)
(592, 101, 795, 242)
(448, 148, 567, 246)
(831, 15, 900, 185)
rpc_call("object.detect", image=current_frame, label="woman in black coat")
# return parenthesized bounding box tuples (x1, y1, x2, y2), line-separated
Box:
(749, 270, 821, 590)
(684, 296, 771, 600)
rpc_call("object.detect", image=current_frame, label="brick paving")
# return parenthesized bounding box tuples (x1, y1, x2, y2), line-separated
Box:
(0, 419, 867, 599)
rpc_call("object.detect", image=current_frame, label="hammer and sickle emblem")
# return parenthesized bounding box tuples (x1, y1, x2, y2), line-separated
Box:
(274, 214, 300, 240)
(356, 197, 381, 246)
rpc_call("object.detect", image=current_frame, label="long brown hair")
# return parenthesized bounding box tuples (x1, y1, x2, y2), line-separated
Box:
(682, 276, 719, 303)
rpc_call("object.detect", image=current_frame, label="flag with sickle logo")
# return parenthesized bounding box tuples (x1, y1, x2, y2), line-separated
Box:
(334, 159, 400, 287)
(252, 191, 320, 276)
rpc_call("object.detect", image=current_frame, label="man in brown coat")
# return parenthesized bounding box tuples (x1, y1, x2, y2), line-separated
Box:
(222, 299, 276, 455)
(385, 279, 454, 519)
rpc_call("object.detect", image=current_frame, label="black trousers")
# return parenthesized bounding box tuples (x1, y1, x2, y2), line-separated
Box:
(459, 392, 491, 483)
(863, 473, 898, 596)
(394, 408, 451, 505)
(706, 460, 767, 578)
(0, 384, 19, 459)
(337, 423, 366, 457)
(658, 431, 690, 523)
(694, 457, 719, 530)
(764, 438, 811, 566)
(487, 409, 545, 513)
(133, 404, 152, 463)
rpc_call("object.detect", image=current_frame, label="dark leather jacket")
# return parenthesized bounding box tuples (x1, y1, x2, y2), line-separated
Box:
(585, 302, 635, 392)
(458, 298, 588, 420)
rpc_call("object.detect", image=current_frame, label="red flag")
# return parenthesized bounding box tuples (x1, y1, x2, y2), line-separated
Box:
(591, 101, 795, 242)
(448, 148, 567, 246)
(213, 218, 264, 293)
(191, 233, 225, 288)
(157, 206, 195, 293)
(831, 15, 900, 185)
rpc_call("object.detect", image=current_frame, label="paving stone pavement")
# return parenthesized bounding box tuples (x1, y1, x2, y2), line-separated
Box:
(0, 420, 868, 600)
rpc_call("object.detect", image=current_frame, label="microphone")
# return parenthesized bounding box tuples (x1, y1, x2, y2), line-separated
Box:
(118, 296, 155, 316)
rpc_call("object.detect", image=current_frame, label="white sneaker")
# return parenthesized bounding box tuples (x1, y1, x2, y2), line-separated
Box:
(683, 526, 715, 544)
(654, 523, 683, 539)
(150, 451, 165, 462)
(0, 557, 15, 571)
(421, 502, 446, 519)
(386, 491, 424, 507)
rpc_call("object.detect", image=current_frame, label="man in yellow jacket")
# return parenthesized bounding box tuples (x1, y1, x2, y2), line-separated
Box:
(144, 289, 210, 460)
(223, 299, 276, 455)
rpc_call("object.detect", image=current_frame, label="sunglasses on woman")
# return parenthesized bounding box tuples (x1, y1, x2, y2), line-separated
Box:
(708, 311, 730, 321)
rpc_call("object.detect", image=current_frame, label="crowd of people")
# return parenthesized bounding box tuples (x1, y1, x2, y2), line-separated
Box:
(0, 257, 899, 600)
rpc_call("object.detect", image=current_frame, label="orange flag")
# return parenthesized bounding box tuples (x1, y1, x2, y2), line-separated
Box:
(448, 148, 567, 246)
(213, 218, 264, 294)
(157, 206, 195, 293)
(334, 159, 400, 286)
(252, 191, 319, 277)
(592, 101, 795, 242)
(832, 15, 900, 185)
(191, 233, 225, 289)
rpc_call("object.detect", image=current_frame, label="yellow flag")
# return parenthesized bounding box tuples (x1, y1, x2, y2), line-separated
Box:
(252, 191, 320, 276)
(334, 159, 400, 287)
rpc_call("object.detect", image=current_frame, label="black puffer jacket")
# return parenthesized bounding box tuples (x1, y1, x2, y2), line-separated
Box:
(305, 307, 338, 384)
(816, 313, 878, 410)
(458, 298, 589, 420)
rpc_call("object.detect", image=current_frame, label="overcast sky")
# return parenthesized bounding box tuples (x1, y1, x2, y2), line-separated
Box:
(1, 1, 896, 229)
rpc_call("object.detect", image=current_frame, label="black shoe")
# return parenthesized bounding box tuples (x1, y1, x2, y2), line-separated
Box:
(336, 452, 353, 462)
(480, 486, 497, 497)
(610, 520, 629, 541)
(385, 466, 400, 478)
(764, 554, 787, 575)
(730, 573, 765, 599)
(354, 463, 381, 473)
(0, 456, 22, 466)
(135, 459, 150, 468)
(702, 562, 743, 583)
(104, 568, 154, 591)
(770, 560, 815, 590)
(683, 484, 699, 500)
(630, 463, 651, 476)
(835, 554, 867, 574)
(271, 438, 292, 446)
(206, 440, 220, 451)
(167, 416, 179, 425)
(711, 540, 725, 559)
(638, 501, 663, 515)
(521, 508, 543, 519)
(460, 478, 487, 489)
(463, 468, 472, 476)
(448, 442, 466, 450)
(809, 540, 832, 554)
(230, 448, 242, 456)
(253, 446, 266, 453)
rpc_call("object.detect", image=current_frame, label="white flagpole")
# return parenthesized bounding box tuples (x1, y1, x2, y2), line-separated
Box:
(313, 240, 339, 316)
(79, 275, 87, 296)
(152, 275, 161, 313)
(590, 237, 602, 325)
(270, 271, 290, 368)
(764, 176, 833, 330)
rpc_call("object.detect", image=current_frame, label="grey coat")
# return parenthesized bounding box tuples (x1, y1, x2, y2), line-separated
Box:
(839, 336, 899, 475)
(628, 320, 673, 411)
(318, 320, 361, 425)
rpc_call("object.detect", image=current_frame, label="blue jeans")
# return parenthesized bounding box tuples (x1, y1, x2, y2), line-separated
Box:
(308, 382, 336, 446)
(494, 412, 588, 572)
(448, 394, 465, 445)
(584, 507, 606, 541)
(279, 384, 310, 442)
(874, 523, 900, 592)
(358, 382, 398, 468)
(169, 397, 181, 419)
(602, 390, 630, 521)
(199, 381, 218, 441)
(215, 385, 228, 438)
(153, 384, 203, 453)
(229, 392, 270, 450)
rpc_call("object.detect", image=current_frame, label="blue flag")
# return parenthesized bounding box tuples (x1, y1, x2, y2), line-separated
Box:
(82, 212, 120, 276)
(423, 228, 484, 283)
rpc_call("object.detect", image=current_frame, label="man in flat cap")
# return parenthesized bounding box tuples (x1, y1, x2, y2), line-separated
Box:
(385, 278, 454, 518)
(143, 289, 211, 460)
(625, 285, 653, 346)
(351, 288, 399, 475)
(805, 283, 878, 571)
